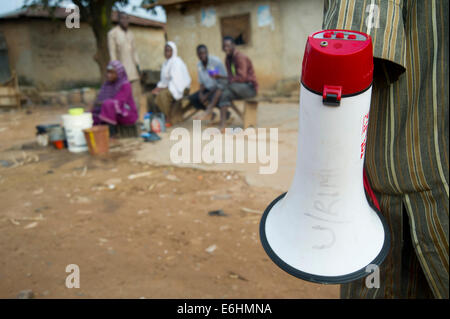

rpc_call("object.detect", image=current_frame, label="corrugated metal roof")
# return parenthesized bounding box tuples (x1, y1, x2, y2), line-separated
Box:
(142, 0, 195, 9)
(0, 7, 166, 29)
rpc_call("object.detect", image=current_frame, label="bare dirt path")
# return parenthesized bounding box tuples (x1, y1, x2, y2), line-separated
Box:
(0, 107, 339, 298)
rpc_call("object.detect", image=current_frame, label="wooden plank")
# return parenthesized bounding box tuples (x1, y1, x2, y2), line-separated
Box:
(0, 71, 21, 109)
(230, 103, 243, 119)
(118, 124, 139, 138)
(243, 100, 258, 129)
(14, 70, 21, 109)
(0, 97, 17, 105)
(243, 96, 272, 103)
(139, 94, 147, 118)
(0, 86, 19, 106)
(0, 87, 16, 95)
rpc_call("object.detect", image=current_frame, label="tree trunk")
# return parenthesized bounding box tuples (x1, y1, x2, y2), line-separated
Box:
(88, 0, 114, 81)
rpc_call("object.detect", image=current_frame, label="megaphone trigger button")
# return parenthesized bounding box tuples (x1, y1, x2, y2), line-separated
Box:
(322, 85, 342, 106)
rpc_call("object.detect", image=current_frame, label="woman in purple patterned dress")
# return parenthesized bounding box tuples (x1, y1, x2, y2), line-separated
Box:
(92, 60, 138, 133)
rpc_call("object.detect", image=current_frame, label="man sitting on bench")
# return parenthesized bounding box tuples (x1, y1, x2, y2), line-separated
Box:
(201, 36, 258, 132)
(190, 44, 227, 122)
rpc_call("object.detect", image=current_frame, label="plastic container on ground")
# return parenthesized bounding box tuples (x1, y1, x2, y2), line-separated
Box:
(83, 125, 109, 155)
(62, 112, 93, 153)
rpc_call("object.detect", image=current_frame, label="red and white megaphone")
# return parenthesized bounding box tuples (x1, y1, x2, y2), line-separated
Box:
(260, 30, 390, 284)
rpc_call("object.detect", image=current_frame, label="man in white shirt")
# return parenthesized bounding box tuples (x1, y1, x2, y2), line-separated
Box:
(108, 12, 144, 122)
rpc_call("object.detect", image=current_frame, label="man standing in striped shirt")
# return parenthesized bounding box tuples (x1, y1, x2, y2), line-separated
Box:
(322, 0, 448, 298)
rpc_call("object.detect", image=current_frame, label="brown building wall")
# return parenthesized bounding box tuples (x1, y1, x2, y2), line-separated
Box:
(0, 20, 33, 85)
(164, 0, 323, 92)
(132, 25, 167, 74)
(0, 18, 166, 91)
(165, 0, 283, 92)
(279, 0, 324, 81)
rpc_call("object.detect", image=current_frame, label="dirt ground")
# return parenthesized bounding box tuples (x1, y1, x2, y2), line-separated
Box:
(0, 106, 339, 299)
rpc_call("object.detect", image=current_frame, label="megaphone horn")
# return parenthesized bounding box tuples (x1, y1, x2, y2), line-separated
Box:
(260, 30, 390, 284)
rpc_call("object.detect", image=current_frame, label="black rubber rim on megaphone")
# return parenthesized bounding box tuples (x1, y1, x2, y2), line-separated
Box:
(259, 192, 391, 284)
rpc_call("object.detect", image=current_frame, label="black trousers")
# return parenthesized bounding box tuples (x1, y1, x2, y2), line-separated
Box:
(188, 89, 208, 110)
(188, 88, 219, 110)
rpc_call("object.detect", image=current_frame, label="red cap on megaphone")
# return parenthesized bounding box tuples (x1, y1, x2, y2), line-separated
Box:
(301, 29, 373, 97)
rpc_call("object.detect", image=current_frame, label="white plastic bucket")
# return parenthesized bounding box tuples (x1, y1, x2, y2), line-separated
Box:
(62, 112, 93, 153)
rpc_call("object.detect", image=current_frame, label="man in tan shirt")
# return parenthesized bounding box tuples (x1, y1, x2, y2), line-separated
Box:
(108, 12, 144, 122)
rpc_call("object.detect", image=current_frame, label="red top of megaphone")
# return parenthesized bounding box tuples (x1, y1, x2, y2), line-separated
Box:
(301, 29, 373, 96)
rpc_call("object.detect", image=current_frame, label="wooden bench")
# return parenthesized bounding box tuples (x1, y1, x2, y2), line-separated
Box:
(230, 96, 272, 129)
(0, 71, 21, 110)
(231, 99, 258, 129)
(117, 124, 139, 138)
(182, 96, 271, 129)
